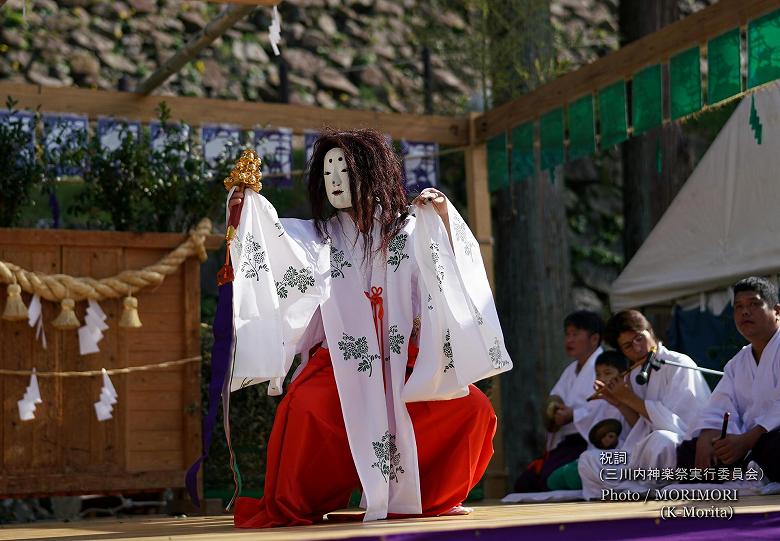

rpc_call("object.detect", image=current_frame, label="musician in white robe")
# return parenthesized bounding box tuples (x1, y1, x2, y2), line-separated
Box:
(677, 277, 780, 482)
(578, 310, 711, 499)
(514, 310, 605, 492)
(224, 129, 512, 528)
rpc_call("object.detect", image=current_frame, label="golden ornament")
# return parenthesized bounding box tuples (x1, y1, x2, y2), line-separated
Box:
(223, 148, 263, 193)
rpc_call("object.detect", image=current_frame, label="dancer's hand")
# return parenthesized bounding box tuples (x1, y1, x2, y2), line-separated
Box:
(229, 187, 245, 209)
(412, 188, 448, 218)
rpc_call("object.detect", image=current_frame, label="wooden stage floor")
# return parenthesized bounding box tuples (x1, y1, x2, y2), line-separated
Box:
(3, 496, 780, 541)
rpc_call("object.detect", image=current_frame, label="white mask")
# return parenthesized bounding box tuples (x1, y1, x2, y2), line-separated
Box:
(324, 147, 352, 209)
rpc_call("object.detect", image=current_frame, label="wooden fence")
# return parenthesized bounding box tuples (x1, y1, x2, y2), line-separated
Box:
(0, 228, 220, 497)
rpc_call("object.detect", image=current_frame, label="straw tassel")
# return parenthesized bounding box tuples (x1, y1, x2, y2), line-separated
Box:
(119, 295, 142, 328)
(3, 283, 29, 321)
(52, 298, 80, 330)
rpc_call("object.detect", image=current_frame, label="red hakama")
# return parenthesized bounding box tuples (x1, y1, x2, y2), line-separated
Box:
(234, 345, 497, 528)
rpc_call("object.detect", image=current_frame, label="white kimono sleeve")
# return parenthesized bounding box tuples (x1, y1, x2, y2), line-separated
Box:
(645, 345, 711, 436)
(230, 190, 330, 394)
(692, 359, 743, 434)
(403, 201, 512, 402)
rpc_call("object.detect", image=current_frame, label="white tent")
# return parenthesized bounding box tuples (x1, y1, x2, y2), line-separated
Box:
(610, 82, 780, 311)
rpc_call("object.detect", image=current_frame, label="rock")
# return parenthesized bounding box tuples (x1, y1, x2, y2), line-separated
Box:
(245, 66, 267, 87)
(359, 65, 385, 87)
(181, 11, 207, 33)
(70, 29, 92, 49)
(317, 13, 338, 36)
(283, 48, 325, 77)
(433, 68, 468, 94)
(375, 0, 404, 17)
(69, 50, 100, 76)
(398, 45, 414, 59)
(245, 42, 270, 64)
(290, 91, 316, 106)
(2, 29, 27, 49)
(344, 20, 370, 42)
(374, 43, 395, 60)
(266, 64, 280, 86)
(316, 90, 337, 108)
(571, 286, 604, 313)
(112, 2, 132, 19)
(180, 79, 205, 98)
(71, 6, 90, 24)
(233, 20, 256, 33)
(316, 67, 359, 96)
(162, 16, 184, 33)
(387, 90, 407, 112)
(298, 0, 326, 7)
(435, 11, 465, 30)
(128, 0, 156, 14)
(49, 12, 81, 32)
(99, 51, 137, 73)
(578, 260, 618, 295)
(302, 30, 331, 50)
(231, 40, 246, 62)
(37, 0, 60, 12)
(201, 59, 227, 91)
(288, 22, 306, 42)
(28, 63, 70, 87)
(288, 73, 317, 93)
(329, 49, 354, 69)
(150, 29, 176, 49)
(8, 50, 31, 69)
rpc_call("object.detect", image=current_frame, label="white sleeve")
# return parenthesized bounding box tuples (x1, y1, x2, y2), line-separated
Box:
(402, 202, 512, 402)
(692, 359, 741, 434)
(645, 346, 711, 436)
(230, 190, 330, 395)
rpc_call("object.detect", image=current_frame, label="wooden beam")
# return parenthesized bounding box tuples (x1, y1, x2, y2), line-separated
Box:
(206, 0, 280, 5)
(136, 4, 255, 95)
(464, 113, 505, 497)
(477, 0, 780, 142)
(0, 82, 470, 145)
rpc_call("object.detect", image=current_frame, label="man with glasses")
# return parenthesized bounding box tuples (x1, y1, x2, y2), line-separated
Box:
(577, 310, 711, 499)
(677, 277, 780, 483)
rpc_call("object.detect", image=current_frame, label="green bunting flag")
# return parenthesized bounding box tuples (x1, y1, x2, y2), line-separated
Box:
(487, 132, 509, 192)
(708, 29, 741, 104)
(598, 81, 628, 150)
(748, 9, 780, 89)
(511, 122, 535, 182)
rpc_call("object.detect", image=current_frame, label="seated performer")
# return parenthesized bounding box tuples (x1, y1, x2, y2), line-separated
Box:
(513, 310, 604, 492)
(589, 350, 631, 450)
(544, 350, 629, 491)
(223, 129, 512, 528)
(677, 277, 780, 482)
(578, 310, 711, 499)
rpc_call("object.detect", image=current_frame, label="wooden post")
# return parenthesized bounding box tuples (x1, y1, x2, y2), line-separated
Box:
(464, 113, 505, 498)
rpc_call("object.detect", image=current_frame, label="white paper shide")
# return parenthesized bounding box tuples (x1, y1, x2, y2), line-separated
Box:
(79, 299, 109, 355)
(17, 369, 42, 421)
(94, 368, 118, 421)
